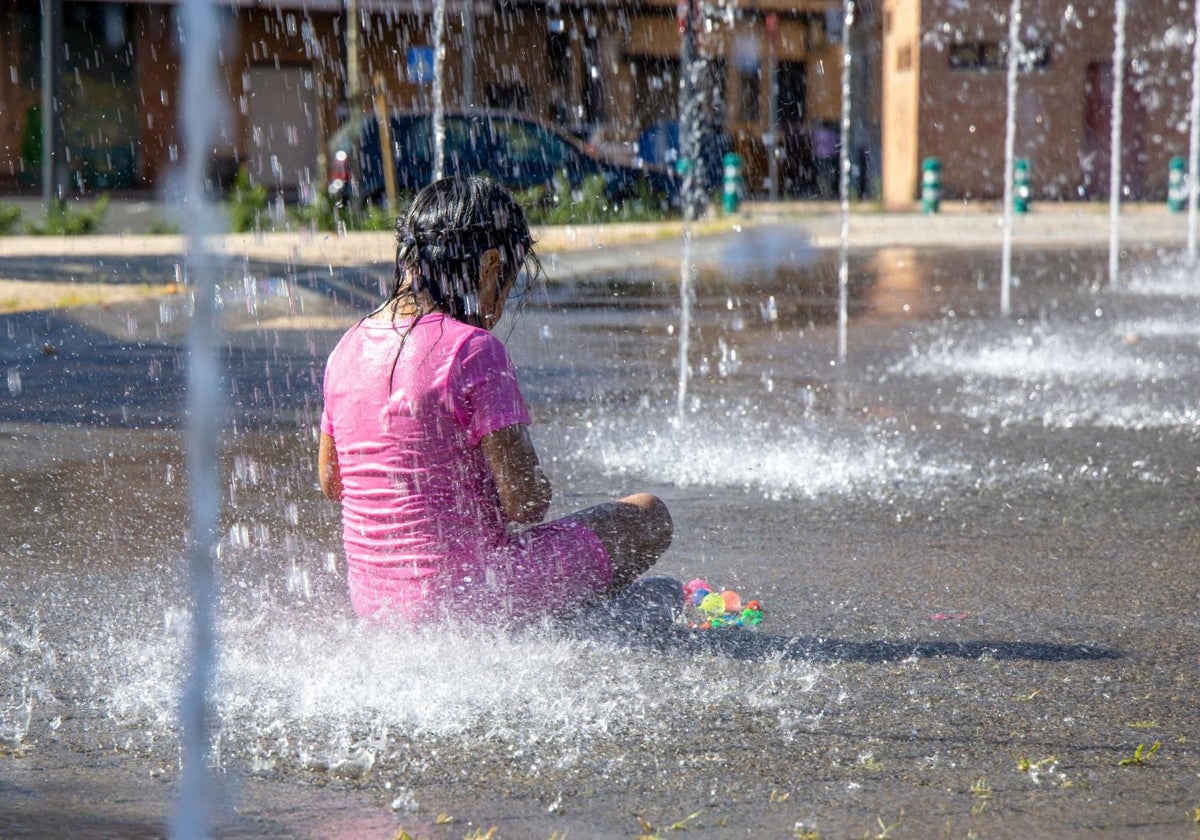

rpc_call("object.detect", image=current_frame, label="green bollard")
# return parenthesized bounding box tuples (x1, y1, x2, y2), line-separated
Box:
(722, 152, 743, 214)
(921, 157, 941, 213)
(1013, 158, 1031, 214)
(1168, 156, 1187, 213)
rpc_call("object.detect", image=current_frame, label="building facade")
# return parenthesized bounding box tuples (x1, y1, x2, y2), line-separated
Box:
(882, 0, 1200, 208)
(1, 0, 872, 203)
(6, 1, 1200, 209)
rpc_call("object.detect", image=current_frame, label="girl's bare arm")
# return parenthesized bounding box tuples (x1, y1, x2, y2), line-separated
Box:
(318, 432, 343, 501)
(480, 424, 552, 524)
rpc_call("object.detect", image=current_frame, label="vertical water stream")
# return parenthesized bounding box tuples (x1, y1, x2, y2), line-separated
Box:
(1000, 0, 1021, 317)
(1188, 0, 1200, 264)
(836, 0, 855, 362)
(675, 0, 700, 424)
(676, 227, 693, 423)
(432, 0, 447, 180)
(1108, 0, 1127, 287)
(172, 0, 222, 836)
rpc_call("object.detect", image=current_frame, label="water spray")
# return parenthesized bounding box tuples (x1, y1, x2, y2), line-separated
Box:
(675, 0, 702, 424)
(836, 0, 855, 363)
(173, 0, 223, 835)
(1188, 0, 1200, 264)
(999, 0, 1022, 318)
(432, 0, 447, 180)
(1108, 0, 1127, 287)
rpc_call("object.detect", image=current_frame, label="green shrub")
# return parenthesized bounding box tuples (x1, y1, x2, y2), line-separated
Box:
(520, 172, 671, 225)
(287, 189, 333, 232)
(351, 201, 398, 232)
(0, 204, 21, 235)
(251, 170, 673, 234)
(146, 217, 181, 235)
(20, 105, 41, 186)
(612, 176, 675, 222)
(226, 167, 268, 233)
(289, 189, 397, 233)
(25, 194, 109, 235)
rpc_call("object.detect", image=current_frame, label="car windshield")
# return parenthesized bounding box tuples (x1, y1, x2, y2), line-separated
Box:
(392, 117, 432, 159)
(487, 120, 571, 170)
(329, 110, 668, 203)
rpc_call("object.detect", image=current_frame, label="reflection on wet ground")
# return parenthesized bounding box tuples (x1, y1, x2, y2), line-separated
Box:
(1, 233, 1198, 837)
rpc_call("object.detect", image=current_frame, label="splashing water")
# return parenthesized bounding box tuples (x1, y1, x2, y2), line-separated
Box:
(1126, 251, 1200, 297)
(581, 402, 967, 502)
(4, 604, 834, 786)
(901, 327, 1154, 384)
(894, 317, 1200, 433)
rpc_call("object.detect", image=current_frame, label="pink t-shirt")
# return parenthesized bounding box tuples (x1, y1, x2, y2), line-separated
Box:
(321, 313, 611, 624)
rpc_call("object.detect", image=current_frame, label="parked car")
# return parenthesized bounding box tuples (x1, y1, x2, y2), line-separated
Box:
(328, 110, 678, 210)
(636, 119, 732, 194)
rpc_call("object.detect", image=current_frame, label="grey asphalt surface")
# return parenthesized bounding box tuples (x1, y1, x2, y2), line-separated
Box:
(1, 206, 1199, 838)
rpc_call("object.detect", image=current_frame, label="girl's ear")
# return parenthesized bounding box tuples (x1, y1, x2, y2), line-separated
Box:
(479, 247, 502, 291)
(477, 247, 509, 328)
(480, 247, 501, 275)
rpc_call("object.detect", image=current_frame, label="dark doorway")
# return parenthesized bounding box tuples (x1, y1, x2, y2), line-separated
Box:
(61, 2, 139, 191)
(777, 60, 806, 124)
(777, 60, 814, 196)
(1082, 60, 1145, 200)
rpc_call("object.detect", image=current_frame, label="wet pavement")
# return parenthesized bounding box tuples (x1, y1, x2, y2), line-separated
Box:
(1, 216, 1199, 838)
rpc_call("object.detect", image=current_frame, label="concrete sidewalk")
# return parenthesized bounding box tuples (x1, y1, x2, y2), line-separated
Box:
(1, 193, 1197, 267)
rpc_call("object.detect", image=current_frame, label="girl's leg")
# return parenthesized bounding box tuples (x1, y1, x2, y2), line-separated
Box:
(569, 493, 673, 593)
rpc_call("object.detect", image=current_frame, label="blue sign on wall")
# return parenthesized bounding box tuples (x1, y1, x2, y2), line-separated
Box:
(407, 46, 435, 85)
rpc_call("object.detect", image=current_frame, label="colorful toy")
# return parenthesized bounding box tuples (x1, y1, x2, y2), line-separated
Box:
(681, 582, 764, 630)
(683, 578, 712, 605)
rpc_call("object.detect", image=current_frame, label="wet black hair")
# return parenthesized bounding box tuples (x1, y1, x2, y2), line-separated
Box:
(391, 176, 538, 328)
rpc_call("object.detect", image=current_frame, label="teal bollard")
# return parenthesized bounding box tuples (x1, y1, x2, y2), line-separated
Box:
(1013, 158, 1031, 214)
(921, 157, 941, 213)
(1168, 156, 1187, 213)
(722, 152, 743, 214)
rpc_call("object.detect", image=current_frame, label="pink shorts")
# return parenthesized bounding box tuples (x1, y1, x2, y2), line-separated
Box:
(348, 517, 613, 626)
